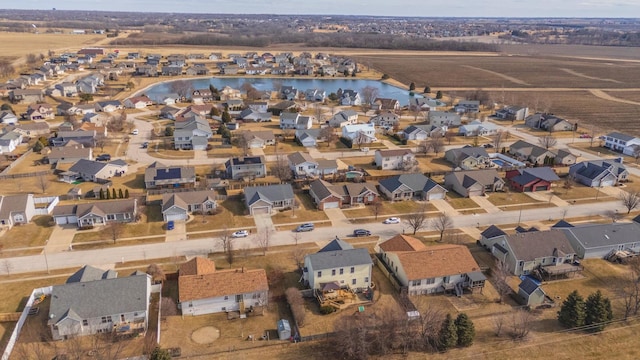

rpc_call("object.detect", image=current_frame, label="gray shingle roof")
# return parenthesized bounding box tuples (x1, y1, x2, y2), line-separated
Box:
(501, 229, 575, 262)
(0, 194, 30, 220)
(308, 248, 372, 271)
(244, 184, 294, 206)
(69, 159, 107, 176)
(562, 222, 640, 249)
(378, 173, 442, 193)
(606, 132, 635, 142)
(66, 265, 117, 283)
(48, 274, 149, 326)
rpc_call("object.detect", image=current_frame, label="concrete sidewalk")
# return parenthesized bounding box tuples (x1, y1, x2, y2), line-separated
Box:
(470, 196, 502, 213)
(523, 191, 569, 207)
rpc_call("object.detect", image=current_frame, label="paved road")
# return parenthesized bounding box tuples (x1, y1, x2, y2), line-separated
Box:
(3, 199, 626, 276)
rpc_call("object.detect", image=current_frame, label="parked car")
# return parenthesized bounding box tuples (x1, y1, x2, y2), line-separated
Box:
(483, 143, 494, 148)
(166, 221, 175, 231)
(131, 129, 139, 135)
(353, 229, 371, 237)
(579, 134, 592, 138)
(383, 217, 400, 224)
(296, 223, 315, 232)
(141, 142, 149, 149)
(232, 230, 249, 238)
(96, 154, 111, 161)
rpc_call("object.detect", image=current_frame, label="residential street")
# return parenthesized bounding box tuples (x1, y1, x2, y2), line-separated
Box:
(2, 199, 626, 276)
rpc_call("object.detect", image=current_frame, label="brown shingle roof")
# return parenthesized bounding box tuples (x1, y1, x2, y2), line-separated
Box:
(396, 244, 480, 281)
(376, 149, 413, 157)
(179, 264, 268, 302)
(379, 234, 427, 252)
(179, 257, 216, 276)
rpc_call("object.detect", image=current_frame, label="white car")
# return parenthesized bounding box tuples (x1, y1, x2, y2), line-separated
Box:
(383, 217, 400, 224)
(131, 129, 139, 135)
(232, 230, 249, 238)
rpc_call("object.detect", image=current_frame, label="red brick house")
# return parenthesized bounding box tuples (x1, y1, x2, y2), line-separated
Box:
(309, 179, 378, 210)
(505, 167, 560, 192)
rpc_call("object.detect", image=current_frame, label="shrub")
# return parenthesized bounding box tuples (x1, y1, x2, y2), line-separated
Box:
(381, 73, 390, 80)
(320, 305, 336, 315)
(339, 136, 353, 148)
(285, 287, 306, 327)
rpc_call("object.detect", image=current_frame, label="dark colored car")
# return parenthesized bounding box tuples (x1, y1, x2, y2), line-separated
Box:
(141, 142, 149, 149)
(167, 221, 175, 230)
(353, 229, 371, 237)
(96, 154, 111, 161)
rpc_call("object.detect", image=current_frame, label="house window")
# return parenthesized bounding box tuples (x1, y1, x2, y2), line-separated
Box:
(124, 213, 131, 220)
(350, 267, 355, 273)
(222, 307, 226, 311)
(206, 203, 214, 209)
(101, 316, 107, 323)
(224, 296, 229, 300)
(317, 271, 322, 277)
(106, 214, 116, 221)
(352, 279, 357, 285)
(426, 278, 435, 285)
(188, 303, 193, 308)
(364, 277, 369, 284)
(82, 320, 88, 326)
(339, 268, 344, 275)
(121, 314, 125, 322)
(107, 316, 112, 323)
(331, 269, 336, 276)
(412, 280, 421, 286)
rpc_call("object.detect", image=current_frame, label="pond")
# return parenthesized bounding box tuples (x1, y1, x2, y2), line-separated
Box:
(142, 77, 420, 105)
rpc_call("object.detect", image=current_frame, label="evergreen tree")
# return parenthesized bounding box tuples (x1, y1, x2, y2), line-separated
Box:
(455, 313, 475, 347)
(439, 314, 458, 351)
(150, 347, 172, 360)
(436, 90, 443, 99)
(209, 106, 220, 117)
(99, 188, 105, 200)
(33, 141, 43, 152)
(118, 188, 124, 199)
(585, 290, 613, 332)
(106, 189, 111, 199)
(112, 188, 117, 199)
(124, 189, 129, 198)
(164, 125, 174, 137)
(558, 290, 586, 328)
(221, 108, 231, 123)
(424, 86, 431, 93)
(409, 82, 416, 91)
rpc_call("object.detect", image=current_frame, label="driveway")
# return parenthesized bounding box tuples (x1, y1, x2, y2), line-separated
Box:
(45, 225, 78, 253)
(469, 196, 502, 213)
(429, 199, 460, 216)
(324, 208, 350, 226)
(165, 221, 187, 242)
(523, 191, 570, 207)
(253, 213, 275, 234)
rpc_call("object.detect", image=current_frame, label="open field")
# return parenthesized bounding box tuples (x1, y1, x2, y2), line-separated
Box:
(0, 32, 105, 60)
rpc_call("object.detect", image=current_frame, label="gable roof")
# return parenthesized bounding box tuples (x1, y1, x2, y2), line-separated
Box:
(378, 173, 444, 194)
(66, 265, 117, 283)
(379, 234, 427, 252)
(562, 222, 640, 249)
(49, 274, 150, 326)
(145, 164, 196, 183)
(447, 169, 503, 188)
(552, 220, 574, 228)
(500, 230, 575, 262)
(0, 194, 32, 220)
(179, 256, 217, 276)
(69, 159, 108, 175)
(162, 190, 217, 213)
(606, 132, 635, 142)
(519, 277, 541, 295)
(481, 225, 507, 239)
(244, 184, 294, 206)
(288, 151, 317, 166)
(319, 238, 354, 252)
(307, 248, 372, 271)
(395, 244, 482, 281)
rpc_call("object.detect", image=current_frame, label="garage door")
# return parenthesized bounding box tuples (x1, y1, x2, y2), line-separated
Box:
(426, 192, 445, 201)
(55, 216, 67, 225)
(252, 206, 271, 215)
(600, 179, 615, 187)
(165, 213, 187, 222)
(322, 201, 340, 209)
(535, 185, 548, 191)
(468, 190, 483, 197)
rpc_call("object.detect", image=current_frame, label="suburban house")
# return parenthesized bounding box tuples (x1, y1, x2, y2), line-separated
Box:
(369, 111, 400, 129)
(0, 111, 18, 125)
(459, 120, 499, 136)
(8, 122, 50, 137)
(505, 167, 560, 192)
(295, 129, 322, 147)
(509, 140, 558, 165)
(280, 112, 312, 130)
(0, 194, 37, 229)
(242, 130, 276, 149)
(0, 130, 23, 153)
(445, 146, 491, 170)
(161, 66, 183, 76)
(174, 116, 212, 150)
(403, 125, 446, 141)
(124, 96, 154, 109)
(95, 100, 123, 113)
(378, 173, 447, 201)
(24, 103, 54, 120)
(328, 110, 358, 128)
(555, 149, 578, 166)
(159, 106, 181, 120)
(374, 149, 417, 170)
(409, 97, 446, 111)
(9, 89, 44, 103)
(225, 156, 267, 180)
(479, 229, 577, 276)
(161, 190, 218, 222)
(52, 199, 138, 227)
(444, 169, 505, 197)
(602, 132, 640, 156)
(48, 267, 151, 340)
(144, 162, 196, 189)
(525, 113, 575, 132)
(288, 151, 318, 177)
(428, 111, 461, 126)
(376, 235, 485, 296)
(562, 222, 640, 259)
(178, 257, 268, 316)
(495, 105, 529, 121)
(342, 123, 377, 144)
(340, 89, 361, 106)
(454, 100, 480, 113)
(309, 179, 378, 210)
(55, 82, 79, 97)
(304, 88, 326, 102)
(302, 238, 373, 291)
(243, 183, 295, 215)
(47, 145, 93, 165)
(517, 278, 547, 307)
(568, 159, 628, 187)
(372, 98, 400, 111)
(239, 108, 272, 122)
(65, 159, 128, 183)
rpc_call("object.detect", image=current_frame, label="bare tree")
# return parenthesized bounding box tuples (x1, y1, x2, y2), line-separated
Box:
(510, 309, 533, 340)
(313, 103, 325, 124)
(108, 222, 125, 244)
(271, 155, 293, 181)
(146, 263, 166, 284)
(404, 204, 429, 235)
(0, 59, 15, 78)
(290, 246, 307, 269)
(429, 136, 444, 155)
(370, 198, 383, 220)
(36, 175, 50, 194)
(282, 128, 295, 141)
(492, 259, 511, 304)
(258, 228, 272, 255)
(285, 287, 306, 326)
(353, 131, 370, 149)
(620, 191, 640, 214)
(360, 85, 379, 113)
(320, 126, 335, 147)
(232, 133, 249, 155)
(95, 133, 108, 152)
(170, 79, 193, 101)
(493, 130, 504, 152)
(431, 213, 453, 242)
(538, 135, 557, 149)
(218, 227, 234, 266)
(444, 130, 456, 145)
(493, 313, 506, 337)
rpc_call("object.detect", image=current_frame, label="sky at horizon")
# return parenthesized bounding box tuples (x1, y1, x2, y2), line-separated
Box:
(7, 0, 640, 18)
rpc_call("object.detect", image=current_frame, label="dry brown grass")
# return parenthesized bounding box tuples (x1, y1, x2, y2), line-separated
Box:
(0, 216, 53, 251)
(0, 32, 105, 60)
